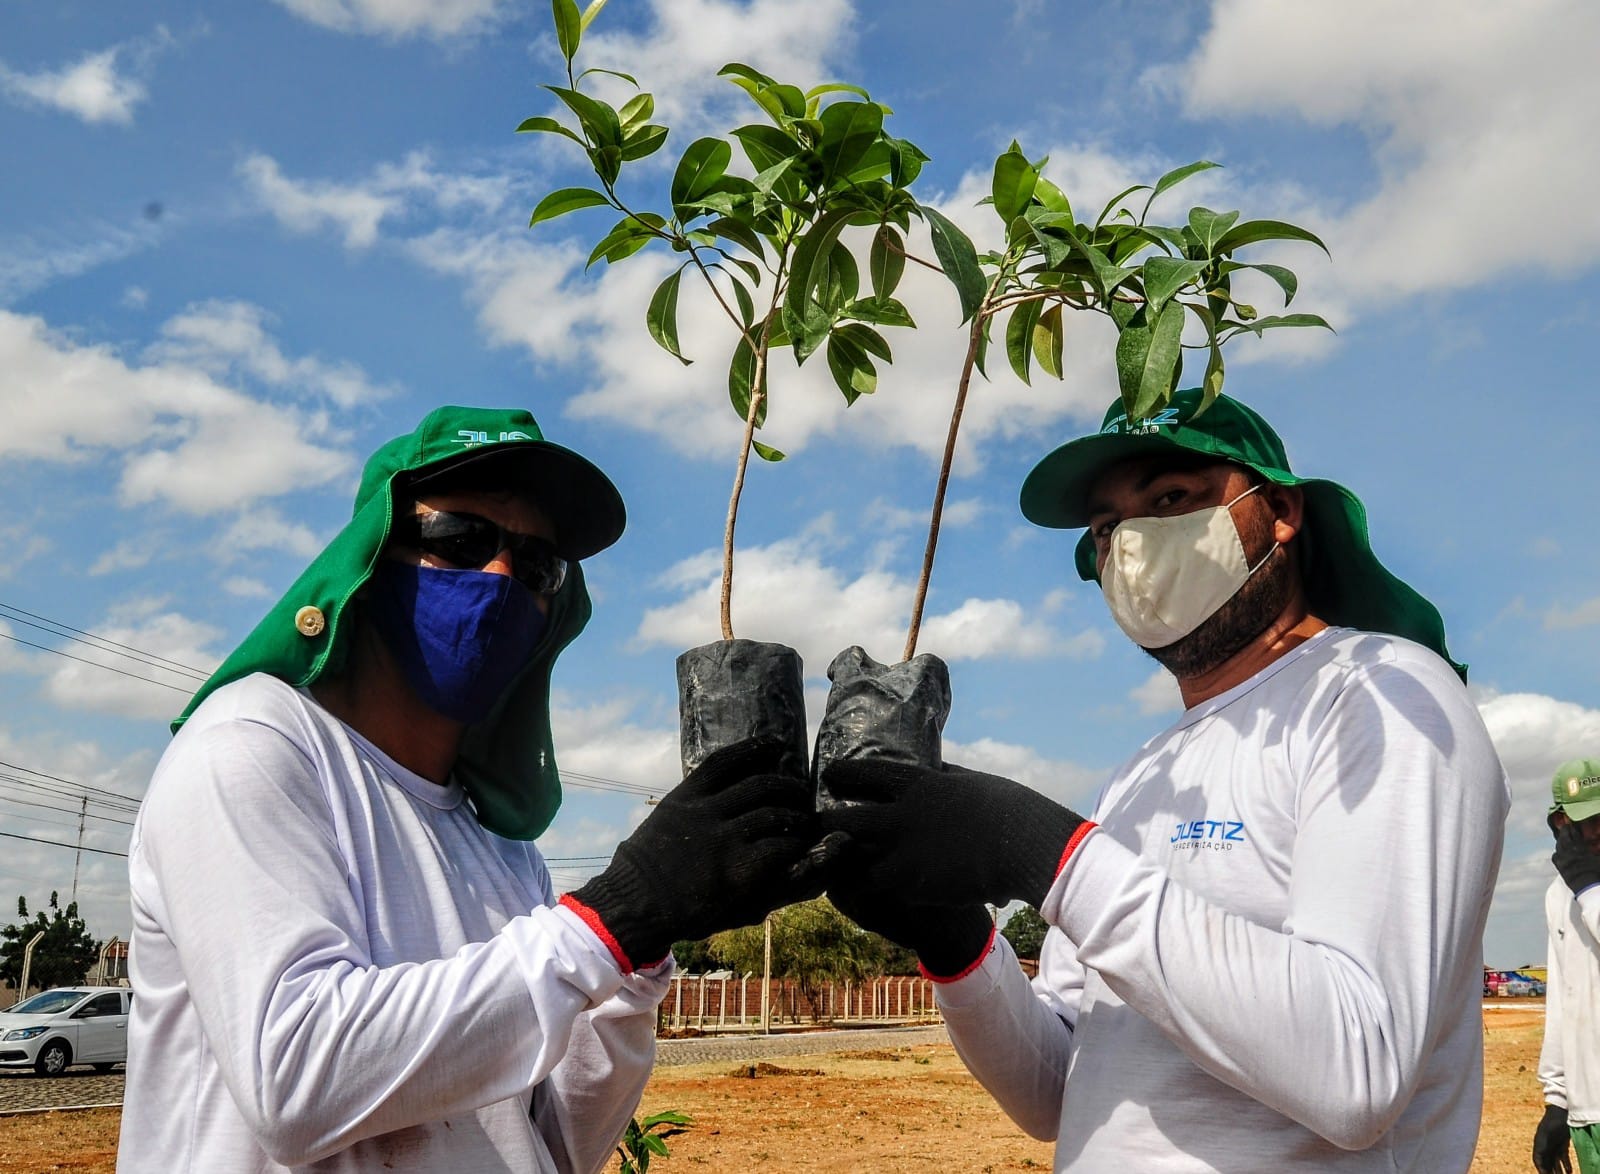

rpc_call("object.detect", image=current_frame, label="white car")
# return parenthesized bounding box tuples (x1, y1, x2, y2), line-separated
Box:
(0, 986, 131, 1076)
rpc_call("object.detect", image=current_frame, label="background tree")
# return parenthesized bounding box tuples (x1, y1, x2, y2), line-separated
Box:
(709, 897, 889, 1021)
(0, 892, 99, 992)
(668, 937, 729, 974)
(1000, 905, 1048, 962)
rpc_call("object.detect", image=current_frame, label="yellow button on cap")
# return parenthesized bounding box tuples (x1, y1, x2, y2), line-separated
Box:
(294, 605, 326, 637)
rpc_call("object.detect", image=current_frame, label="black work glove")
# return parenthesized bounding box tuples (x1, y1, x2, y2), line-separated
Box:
(563, 739, 826, 972)
(1533, 1103, 1571, 1174)
(818, 758, 1093, 911)
(1551, 813, 1600, 897)
(826, 851, 995, 979)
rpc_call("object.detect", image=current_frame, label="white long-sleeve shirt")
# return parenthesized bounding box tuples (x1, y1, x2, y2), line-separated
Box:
(1539, 880, 1600, 1125)
(118, 674, 670, 1173)
(938, 628, 1509, 1172)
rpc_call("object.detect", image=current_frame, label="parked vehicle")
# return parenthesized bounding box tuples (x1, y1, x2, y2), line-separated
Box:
(0, 986, 131, 1076)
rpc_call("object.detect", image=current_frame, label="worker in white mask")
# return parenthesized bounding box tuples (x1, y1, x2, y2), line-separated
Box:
(819, 388, 1510, 1173)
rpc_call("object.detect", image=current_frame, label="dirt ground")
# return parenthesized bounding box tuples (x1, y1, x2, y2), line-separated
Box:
(0, 1007, 1549, 1173)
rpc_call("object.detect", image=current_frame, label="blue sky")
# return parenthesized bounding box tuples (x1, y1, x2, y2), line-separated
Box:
(2, 0, 1596, 970)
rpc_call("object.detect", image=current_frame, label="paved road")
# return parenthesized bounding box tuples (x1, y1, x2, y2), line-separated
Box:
(0, 1025, 949, 1115)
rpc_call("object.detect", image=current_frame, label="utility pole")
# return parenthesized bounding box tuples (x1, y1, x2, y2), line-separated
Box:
(760, 913, 772, 1035)
(70, 796, 87, 904)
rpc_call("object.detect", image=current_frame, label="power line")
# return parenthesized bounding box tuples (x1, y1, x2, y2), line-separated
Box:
(0, 602, 212, 681)
(0, 630, 198, 695)
(0, 829, 128, 858)
(0, 761, 144, 808)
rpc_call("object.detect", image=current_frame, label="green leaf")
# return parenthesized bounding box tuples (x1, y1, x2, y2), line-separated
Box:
(717, 62, 777, 88)
(528, 186, 610, 227)
(620, 124, 668, 161)
(590, 144, 622, 186)
(584, 213, 665, 268)
(1115, 300, 1186, 419)
(728, 335, 766, 425)
(1140, 257, 1208, 314)
(818, 241, 860, 310)
(886, 135, 929, 187)
(1033, 303, 1064, 379)
(805, 82, 872, 104)
(826, 329, 878, 403)
(1222, 312, 1334, 338)
(845, 296, 915, 328)
(1187, 207, 1241, 258)
(836, 321, 891, 360)
(1032, 174, 1071, 216)
(1095, 182, 1150, 230)
(1231, 262, 1298, 305)
(515, 115, 583, 145)
(991, 143, 1038, 223)
(752, 439, 786, 461)
(576, 67, 638, 87)
(920, 205, 986, 323)
(578, 0, 609, 30)
(1064, 229, 1136, 302)
(672, 137, 732, 215)
(646, 267, 689, 364)
(817, 100, 883, 184)
(1201, 336, 1225, 409)
(543, 86, 622, 149)
(552, 0, 582, 64)
(781, 208, 852, 344)
(642, 1136, 669, 1156)
(1214, 219, 1330, 258)
(618, 93, 654, 129)
(1140, 160, 1219, 221)
(1005, 298, 1044, 384)
(707, 217, 766, 262)
(869, 225, 905, 300)
(730, 277, 755, 326)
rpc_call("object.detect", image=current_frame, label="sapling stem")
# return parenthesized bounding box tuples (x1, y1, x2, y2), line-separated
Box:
(903, 275, 1003, 661)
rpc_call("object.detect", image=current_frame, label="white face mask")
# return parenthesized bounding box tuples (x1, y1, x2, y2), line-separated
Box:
(1098, 484, 1279, 649)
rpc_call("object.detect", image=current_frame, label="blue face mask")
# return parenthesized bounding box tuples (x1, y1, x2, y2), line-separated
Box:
(364, 561, 548, 724)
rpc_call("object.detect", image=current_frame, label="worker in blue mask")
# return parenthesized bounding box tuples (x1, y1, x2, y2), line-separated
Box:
(121, 405, 824, 1173)
(819, 389, 1510, 1172)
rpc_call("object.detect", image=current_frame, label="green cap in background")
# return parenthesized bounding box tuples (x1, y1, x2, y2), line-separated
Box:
(1019, 388, 1466, 682)
(173, 405, 626, 840)
(1551, 758, 1600, 821)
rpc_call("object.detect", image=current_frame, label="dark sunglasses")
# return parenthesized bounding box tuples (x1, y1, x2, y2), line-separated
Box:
(391, 509, 568, 595)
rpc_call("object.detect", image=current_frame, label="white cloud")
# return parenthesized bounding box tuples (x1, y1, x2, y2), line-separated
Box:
(634, 524, 1102, 673)
(222, 576, 275, 599)
(0, 221, 163, 306)
(1130, 667, 1182, 716)
(218, 507, 327, 561)
(0, 607, 221, 722)
(271, 0, 508, 40)
(863, 497, 984, 533)
(0, 29, 173, 126)
(1544, 597, 1600, 631)
(121, 285, 150, 310)
(1155, 0, 1600, 301)
(89, 541, 154, 577)
(579, 0, 858, 136)
(551, 695, 680, 792)
(239, 151, 510, 249)
(1476, 690, 1600, 834)
(0, 308, 355, 515)
(943, 735, 1107, 811)
(148, 299, 392, 409)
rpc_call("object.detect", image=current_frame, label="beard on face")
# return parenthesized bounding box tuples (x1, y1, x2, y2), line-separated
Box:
(1142, 496, 1296, 680)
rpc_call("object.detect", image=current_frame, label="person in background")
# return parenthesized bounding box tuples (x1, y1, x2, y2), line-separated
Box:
(821, 389, 1510, 1172)
(1535, 757, 1600, 1174)
(119, 405, 823, 1173)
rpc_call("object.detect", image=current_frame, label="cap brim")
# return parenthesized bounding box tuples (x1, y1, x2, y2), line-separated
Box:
(1559, 797, 1600, 823)
(1021, 432, 1189, 529)
(406, 440, 626, 561)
